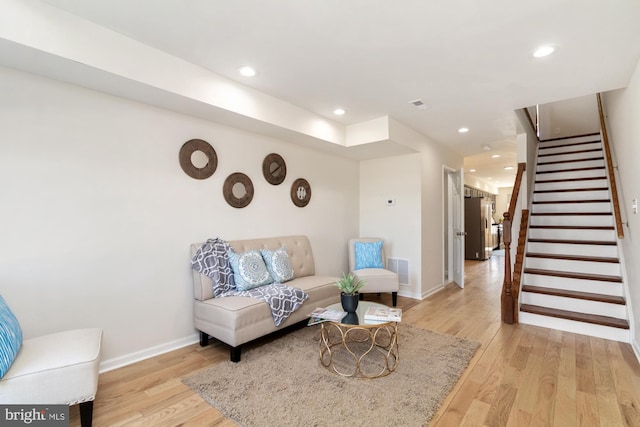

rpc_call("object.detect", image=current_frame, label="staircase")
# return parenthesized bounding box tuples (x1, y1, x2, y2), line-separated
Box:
(518, 133, 630, 342)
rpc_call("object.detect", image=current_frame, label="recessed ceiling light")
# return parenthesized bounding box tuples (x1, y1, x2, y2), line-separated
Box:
(333, 108, 346, 116)
(504, 166, 514, 170)
(458, 127, 469, 133)
(238, 66, 257, 77)
(491, 154, 501, 158)
(532, 45, 555, 58)
(481, 144, 491, 151)
(469, 169, 476, 173)
(487, 177, 493, 180)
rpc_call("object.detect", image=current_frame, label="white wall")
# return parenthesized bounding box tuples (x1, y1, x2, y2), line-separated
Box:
(359, 137, 463, 300)
(602, 58, 640, 357)
(495, 187, 513, 223)
(422, 144, 463, 297)
(0, 66, 359, 368)
(538, 94, 600, 140)
(359, 154, 422, 298)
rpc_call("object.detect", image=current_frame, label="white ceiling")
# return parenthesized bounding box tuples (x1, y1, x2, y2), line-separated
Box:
(20, 1, 640, 187)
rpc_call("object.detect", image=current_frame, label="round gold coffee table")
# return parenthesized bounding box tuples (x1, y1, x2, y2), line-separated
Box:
(318, 301, 399, 379)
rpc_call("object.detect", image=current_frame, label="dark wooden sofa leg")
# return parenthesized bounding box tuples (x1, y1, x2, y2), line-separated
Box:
(230, 346, 242, 363)
(392, 292, 398, 307)
(199, 331, 210, 347)
(79, 400, 94, 427)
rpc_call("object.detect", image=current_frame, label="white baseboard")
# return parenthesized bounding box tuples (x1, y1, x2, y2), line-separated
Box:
(421, 283, 445, 300)
(99, 333, 200, 373)
(632, 337, 640, 365)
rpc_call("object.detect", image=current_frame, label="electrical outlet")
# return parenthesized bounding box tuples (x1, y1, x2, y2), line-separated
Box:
(632, 198, 638, 214)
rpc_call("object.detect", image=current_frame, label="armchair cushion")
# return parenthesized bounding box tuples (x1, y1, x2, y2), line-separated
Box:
(0, 328, 102, 405)
(354, 240, 384, 270)
(353, 268, 399, 293)
(0, 295, 22, 378)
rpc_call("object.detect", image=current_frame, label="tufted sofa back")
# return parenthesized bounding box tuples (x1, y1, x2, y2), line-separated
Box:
(191, 235, 316, 301)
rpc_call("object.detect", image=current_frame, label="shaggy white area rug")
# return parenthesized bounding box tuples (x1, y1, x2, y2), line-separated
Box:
(184, 324, 479, 427)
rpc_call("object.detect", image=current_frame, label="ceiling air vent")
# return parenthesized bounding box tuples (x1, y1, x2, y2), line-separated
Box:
(409, 98, 428, 110)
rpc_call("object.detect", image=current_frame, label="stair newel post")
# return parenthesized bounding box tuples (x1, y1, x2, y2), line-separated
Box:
(502, 212, 514, 324)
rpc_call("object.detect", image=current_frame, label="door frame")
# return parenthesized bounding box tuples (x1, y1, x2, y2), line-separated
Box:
(443, 165, 465, 288)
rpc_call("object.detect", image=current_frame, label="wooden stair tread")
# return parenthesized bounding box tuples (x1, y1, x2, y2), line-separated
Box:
(532, 199, 610, 204)
(528, 238, 617, 246)
(529, 225, 614, 230)
(538, 156, 604, 166)
(538, 147, 603, 158)
(525, 252, 619, 263)
(524, 268, 622, 283)
(534, 187, 608, 194)
(521, 285, 625, 304)
(535, 176, 606, 184)
(536, 166, 605, 174)
(520, 304, 629, 329)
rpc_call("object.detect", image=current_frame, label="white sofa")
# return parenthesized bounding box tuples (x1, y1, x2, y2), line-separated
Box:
(191, 235, 340, 362)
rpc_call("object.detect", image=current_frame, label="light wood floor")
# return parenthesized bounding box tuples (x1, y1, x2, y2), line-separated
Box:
(71, 256, 640, 426)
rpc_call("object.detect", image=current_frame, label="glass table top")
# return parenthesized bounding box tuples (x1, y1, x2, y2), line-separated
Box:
(325, 301, 392, 326)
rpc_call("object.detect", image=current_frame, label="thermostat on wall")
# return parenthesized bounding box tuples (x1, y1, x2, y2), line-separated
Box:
(386, 198, 396, 206)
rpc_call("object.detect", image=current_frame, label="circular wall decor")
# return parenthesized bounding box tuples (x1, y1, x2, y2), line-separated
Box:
(262, 153, 287, 185)
(290, 178, 311, 207)
(223, 173, 254, 208)
(179, 139, 218, 180)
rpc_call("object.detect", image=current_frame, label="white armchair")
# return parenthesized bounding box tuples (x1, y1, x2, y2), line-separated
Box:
(348, 238, 399, 306)
(0, 296, 102, 427)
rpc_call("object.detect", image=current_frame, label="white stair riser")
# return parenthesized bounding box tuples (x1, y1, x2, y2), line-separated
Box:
(539, 136, 602, 147)
(519, 311, 629, 342)
(535, 179, 608, 192)
(529, 215, 614, 227)
(523, 273, 623, 296)
(525, 257, 621, 276)
(532, 202, 611, 213)
(528, 228, 616, 241)
(539, 150, 603, 164)
(520, 293, 626, 318)
(533, 190, 610, 202)
(538, 142, 603, 155)
(537, 159, 605, 173)
(527, 242, 619, 258)
(537, 169, 606, 181)
(538, 141, 602, 155)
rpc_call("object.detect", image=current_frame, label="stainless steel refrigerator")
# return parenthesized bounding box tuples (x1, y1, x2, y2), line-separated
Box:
(464, 197, 493, 260)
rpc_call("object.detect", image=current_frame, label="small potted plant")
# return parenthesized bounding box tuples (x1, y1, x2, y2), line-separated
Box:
(336, 273, 365, 313)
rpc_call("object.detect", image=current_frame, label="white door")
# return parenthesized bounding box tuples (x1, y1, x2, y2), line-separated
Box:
(452, 168, 465, 288)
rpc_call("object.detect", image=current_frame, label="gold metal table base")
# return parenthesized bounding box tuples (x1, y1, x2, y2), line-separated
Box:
(319, 321, 399, 379)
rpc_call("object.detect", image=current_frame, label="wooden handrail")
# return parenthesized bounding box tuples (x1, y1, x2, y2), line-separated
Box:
(597, 93, 624, 239)
(501, 162, 526, 325)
